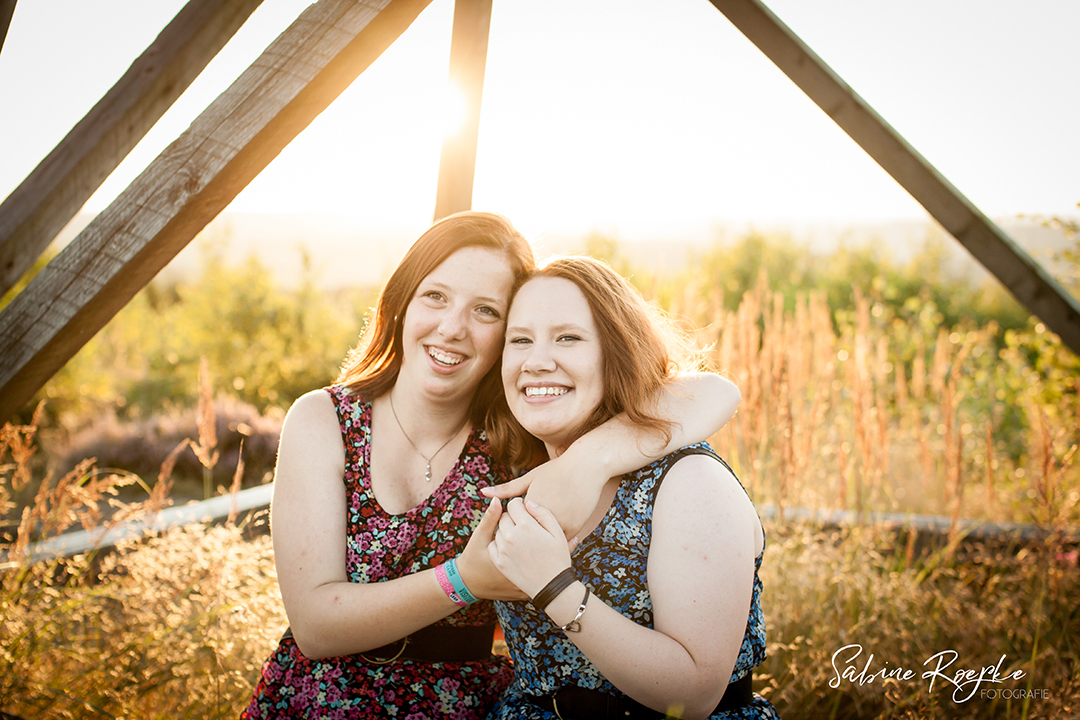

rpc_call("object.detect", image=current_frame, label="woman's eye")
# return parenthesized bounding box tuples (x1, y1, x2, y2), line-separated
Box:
(557, 334, 581, 343)
(423, 291, 445, 302)
(478, 306, 501, 319)
(508, 337, 532, 346)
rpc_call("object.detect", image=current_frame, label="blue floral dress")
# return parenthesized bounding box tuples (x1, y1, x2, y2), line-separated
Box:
(242, 387, 515, 719)
(490, 444, 779, 719)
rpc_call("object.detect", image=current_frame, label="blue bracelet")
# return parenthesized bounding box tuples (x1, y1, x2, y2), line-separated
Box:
(445, 558, 479, 605)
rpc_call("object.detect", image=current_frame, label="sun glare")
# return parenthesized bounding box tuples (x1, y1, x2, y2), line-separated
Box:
(439, 82, 469, 140)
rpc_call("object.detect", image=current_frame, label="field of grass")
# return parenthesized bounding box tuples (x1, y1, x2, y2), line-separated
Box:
(1, 231, 1077, 718)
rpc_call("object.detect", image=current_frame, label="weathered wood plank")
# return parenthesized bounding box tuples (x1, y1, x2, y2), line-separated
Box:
(707, 0, 1080, 357)
(433, 0, 493, 220)
(0, 0, 433, 422)
(0, 0, 264, 297)
(0, 0, 15, 56)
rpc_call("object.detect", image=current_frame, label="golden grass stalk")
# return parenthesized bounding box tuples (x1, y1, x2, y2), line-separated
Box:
(191, 356, 220, 500)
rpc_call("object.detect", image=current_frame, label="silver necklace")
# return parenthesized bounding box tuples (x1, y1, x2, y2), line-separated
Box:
(388, 393, 468, 482)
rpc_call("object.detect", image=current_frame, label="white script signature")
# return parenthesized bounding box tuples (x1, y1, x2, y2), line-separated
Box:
(829, 644, 1026, 703)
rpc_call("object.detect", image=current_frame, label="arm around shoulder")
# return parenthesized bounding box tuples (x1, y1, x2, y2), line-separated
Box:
(487, 372, 741, 539)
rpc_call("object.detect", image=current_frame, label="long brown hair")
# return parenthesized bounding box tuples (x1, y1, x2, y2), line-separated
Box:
(336, 212, 535, 426)
(487, 255, 693, 468)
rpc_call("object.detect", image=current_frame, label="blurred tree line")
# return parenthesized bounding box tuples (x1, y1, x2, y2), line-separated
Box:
(8, 221, 1076, 429)
(5, 238, 378, 427)
(3, 219, 1076, 512)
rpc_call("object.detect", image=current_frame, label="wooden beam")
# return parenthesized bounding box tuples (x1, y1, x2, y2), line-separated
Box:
(707, 0, 1080, 356)
(0, 0, 264, 298)
(0, 0, 16, 56)
(0, 0, 432, 423)
(433, 0, 493, 220)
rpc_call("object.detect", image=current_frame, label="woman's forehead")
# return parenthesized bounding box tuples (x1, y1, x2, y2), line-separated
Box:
(509, 276, 593, 323)
(425, 246, 514, 288)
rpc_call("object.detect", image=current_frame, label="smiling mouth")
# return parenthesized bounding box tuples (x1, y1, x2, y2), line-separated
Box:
(428, 347, 464, 366)
(524, 386, 568, 397)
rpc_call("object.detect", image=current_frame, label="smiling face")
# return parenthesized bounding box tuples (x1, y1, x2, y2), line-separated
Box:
(398, 246, 515, 405)
(502, 276, 605, 456)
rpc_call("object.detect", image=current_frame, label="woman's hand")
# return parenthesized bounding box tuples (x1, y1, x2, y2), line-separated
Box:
(456, 499, 529, 601)
(481, 450, 609, 539)
(487, 498, 574, 598)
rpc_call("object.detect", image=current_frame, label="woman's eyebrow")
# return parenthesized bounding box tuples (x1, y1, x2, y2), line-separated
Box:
(505, 323, 589, 335)
(422, 281, 505, 307)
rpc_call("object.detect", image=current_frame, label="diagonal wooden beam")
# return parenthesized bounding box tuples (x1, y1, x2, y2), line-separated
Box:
(433, 0, 493, 220)
(0, 0, 16, 56)
(707, 0, 1080, 356)
(0, 0, 264, 298)
(0, 0, 432, 423)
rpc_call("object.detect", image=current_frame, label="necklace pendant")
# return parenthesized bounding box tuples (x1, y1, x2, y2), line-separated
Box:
(425, 464, 432, 482)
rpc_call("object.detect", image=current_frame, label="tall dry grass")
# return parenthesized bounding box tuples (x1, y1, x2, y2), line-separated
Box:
(754, 523, 1079, 718)
(669, 270, 1079, 535)
(1, 274, 1078, 718)
(0, 367, 284, 719)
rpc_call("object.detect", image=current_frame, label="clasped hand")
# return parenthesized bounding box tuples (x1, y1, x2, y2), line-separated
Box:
(486, 498, 574, 599)
(481, 451, 608, 539)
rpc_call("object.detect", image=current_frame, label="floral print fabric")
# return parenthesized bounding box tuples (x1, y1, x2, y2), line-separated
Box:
(491, 444, 779, 719)
(242, 386, 514, 719)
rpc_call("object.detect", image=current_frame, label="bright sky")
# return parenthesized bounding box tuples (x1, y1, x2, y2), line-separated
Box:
(1, 0, 1077, 243)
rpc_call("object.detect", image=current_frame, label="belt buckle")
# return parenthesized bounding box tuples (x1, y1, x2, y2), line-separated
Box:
(360, 635, 410, 664)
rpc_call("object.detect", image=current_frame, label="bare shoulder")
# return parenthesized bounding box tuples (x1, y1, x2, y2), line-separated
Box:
(657, 453, 746, 503)
(275, 389, 346, 484)
(285, 388, 339, 425)
(654, 453, 762, 552)
(279, 389, 344, 444)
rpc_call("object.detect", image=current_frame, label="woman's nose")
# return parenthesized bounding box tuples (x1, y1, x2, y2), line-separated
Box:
(438, 307, 467, 340)
(520, 343, 556, 373)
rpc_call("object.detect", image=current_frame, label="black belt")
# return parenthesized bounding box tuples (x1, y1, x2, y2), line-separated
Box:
(280, 623, 496, 663)
(525, 673, 753, 719)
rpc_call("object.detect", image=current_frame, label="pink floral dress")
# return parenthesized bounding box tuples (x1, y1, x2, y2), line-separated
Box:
(242, 386, 514, 719)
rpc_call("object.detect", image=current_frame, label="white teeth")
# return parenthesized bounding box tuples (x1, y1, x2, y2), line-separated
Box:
(524, 386, 568, 397)
(429, 348, 463, 366)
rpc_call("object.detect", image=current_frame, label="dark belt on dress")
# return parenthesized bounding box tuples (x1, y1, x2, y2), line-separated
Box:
(279, 623, 496, 663)
(525, 673, 753, 719)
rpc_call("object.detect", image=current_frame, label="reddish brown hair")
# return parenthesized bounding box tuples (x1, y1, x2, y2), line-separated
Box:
(337, 212, 535, 426)
(488, 255, 692, 468)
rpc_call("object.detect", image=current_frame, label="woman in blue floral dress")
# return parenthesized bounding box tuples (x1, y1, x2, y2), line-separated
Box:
(485, 256, 779, 719)
(241, 214, 741, 719)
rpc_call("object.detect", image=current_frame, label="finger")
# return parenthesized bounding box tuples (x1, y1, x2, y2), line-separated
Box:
(525, 499, 565, 537)
(505, 497, 537, 526)
(473, 498, 501, 540)
(481, 476, 530, 498)
(497, 511, 516, 535)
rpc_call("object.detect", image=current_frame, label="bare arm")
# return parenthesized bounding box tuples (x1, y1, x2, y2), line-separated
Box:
(271, 390, 508, 659)
(488, 458, 761, 719)
(483, 372, 740, 537)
